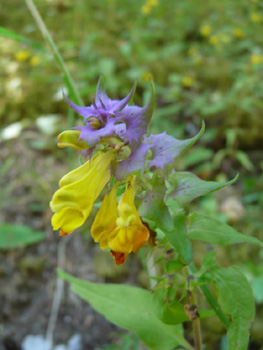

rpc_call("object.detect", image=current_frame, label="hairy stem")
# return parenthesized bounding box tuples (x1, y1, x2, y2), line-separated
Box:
(193, 318, 202, 350)
(184, 267, 202, 350)
(188, 263, 230, 329)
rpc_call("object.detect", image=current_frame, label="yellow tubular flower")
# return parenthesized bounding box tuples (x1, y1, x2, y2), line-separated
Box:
(50, 150, 114, 236)
(57, 130, 89, 150)
(91, 175, 150, 265)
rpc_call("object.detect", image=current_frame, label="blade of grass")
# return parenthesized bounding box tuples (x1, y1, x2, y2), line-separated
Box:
(24, 0, 83, 106)
(0, 26, 45, 51)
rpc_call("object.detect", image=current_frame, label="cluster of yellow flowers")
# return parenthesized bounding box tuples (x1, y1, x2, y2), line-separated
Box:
(250, 12, 262, 23)
(50, 146, 151, 265)
(181, 76, 194, 88)
(250, 54, 263, 65)
(232, 28, 245, 39)
(199, 24, 212, 37)
(15, 49, 41, 66)
(187, 47, 203, 66)
(141, 0, 158, 14)
(199, 24, 246, 48)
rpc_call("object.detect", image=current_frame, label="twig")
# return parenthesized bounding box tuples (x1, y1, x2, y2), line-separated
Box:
(147, 250, 158, 289)
(46, 236, 71, 350)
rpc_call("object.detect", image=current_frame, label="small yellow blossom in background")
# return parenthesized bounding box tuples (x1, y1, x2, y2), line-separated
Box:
(250, 54, 263, 64)
(209, 35, 220, 46)
(251, 0, 260, 3)
(15, 50, 31, 62)
(141, 0, 158, 14)
(148, 0, 158, 6)
(200, 24, 212, 37)
(141, 4, 151, 14)
(232, 28, 245, 39)
(187, 47, 198, 57)
(30, 56, 41, 66)
(193, 56, 203, 66)
(250, 12, 262, 23)
(182, 76, 194, 88)
(141, 72, 153, 82)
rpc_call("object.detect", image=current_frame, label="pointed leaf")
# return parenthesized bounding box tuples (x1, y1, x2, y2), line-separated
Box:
(188, 213, 263, 247)
(213, 267, 255, 350)
(166, 172, 238, 205)
(58, 270, 191, 350)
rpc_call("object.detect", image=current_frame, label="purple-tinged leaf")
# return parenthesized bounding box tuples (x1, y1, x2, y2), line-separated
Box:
(145, 121, 205, 169)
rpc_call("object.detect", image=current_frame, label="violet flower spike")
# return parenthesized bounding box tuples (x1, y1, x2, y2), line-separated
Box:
(63, 77, 137, 146)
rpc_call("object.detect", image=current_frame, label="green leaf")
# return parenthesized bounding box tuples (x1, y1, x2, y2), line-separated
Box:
(139, 174, 174, 232)
(187, 213, 263, 247)
(0, 223, 45, 249)
(188, 263, 230, 329)
(153, 288, 214, 325)
(166, 172, 238, 205)
(163, 210, 193, 263)
(0, 26, 45, 51)
(165, 259, 185, 273)
(58, 270, 191, 350)
(182, 147, 213, 168)
(235, 151, 254, 171)
(213, 267, 255, 350)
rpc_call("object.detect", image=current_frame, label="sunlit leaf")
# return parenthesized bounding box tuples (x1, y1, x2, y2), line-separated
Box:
(214, 267, 255, 350)
(58, 270, 191, 350)
(187, 213, 263, 247)
(166, 172, 238, 205)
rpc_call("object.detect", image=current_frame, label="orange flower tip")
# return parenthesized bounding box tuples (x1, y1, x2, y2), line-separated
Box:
(60, 229, 72, 237)
(110, 251, 128, 265)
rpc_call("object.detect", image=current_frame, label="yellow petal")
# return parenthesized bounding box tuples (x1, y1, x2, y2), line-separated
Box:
(109, 225, 149, 254)
(91, 185, 118, 248)
(110, 175, 150, 254)
(59, 151, 109, 188)
(51, 207, 85, 233)
(50, 150, 114, 233)
(91, 175, 150, 264)
(57, 130, 88, 150)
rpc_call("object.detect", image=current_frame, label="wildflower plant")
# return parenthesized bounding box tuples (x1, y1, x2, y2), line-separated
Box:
(51, 77, 263, 350)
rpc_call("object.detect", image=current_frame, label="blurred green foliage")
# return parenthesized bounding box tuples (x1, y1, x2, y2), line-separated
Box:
(1, 0, 263, 147)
